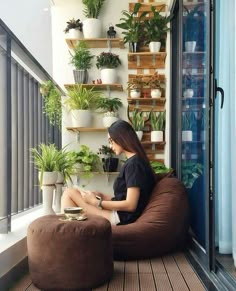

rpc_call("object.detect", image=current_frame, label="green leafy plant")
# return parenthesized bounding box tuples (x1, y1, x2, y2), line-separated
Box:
(129, 109, 147, 131)
(127, 75, 145, 90)
(31, 143, 58, 187)
(116, 3, 148, 43)
(182, 111, 195, 131)
(97, 145, 115, 158)
(65, 85, 103, 110)
(143, 5, 173, 44)
(82, 0, 106, 18)
(96, 52, 121, 69)
(40, 81, 62, 128)
(149, 111, 165, 131)
(146, 72, 164, 89)
(72, 145, 101, 179)
(150, 161, 172, 174)
(184, 4, 203, 42)
(97, 97, 122, 113)
(69, 41, 94, 70)
(64, 18, 83, 33)
(181, 161, 203, 188)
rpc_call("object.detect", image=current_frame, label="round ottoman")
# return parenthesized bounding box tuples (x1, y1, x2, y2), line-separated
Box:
(27, 214, 113, 290)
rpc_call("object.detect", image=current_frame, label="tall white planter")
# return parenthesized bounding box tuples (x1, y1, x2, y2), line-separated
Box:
(83, 18, 102, 38)
(182, 130, 193, 142)
(149, 41, 161, 53)
(39, 171, 58, 186)
(42, 186, 56, 215)
(71, 109, 92, 127)
(101, 68, 117, 84)
(151, 131, 163, 142)
(54, 172, 64, 213)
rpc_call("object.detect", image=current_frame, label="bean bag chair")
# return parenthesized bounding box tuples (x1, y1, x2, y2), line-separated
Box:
(112, 174, 190, 260)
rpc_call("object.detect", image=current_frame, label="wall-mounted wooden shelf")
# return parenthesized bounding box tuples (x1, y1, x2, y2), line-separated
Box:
(66, 127, 107, 133)
(128, 52, 166, 69)
(64, 83, 123, 91)
(127, 97, 166, 106)
(66, 38, 124, 49)
(128, 104, 165, 112)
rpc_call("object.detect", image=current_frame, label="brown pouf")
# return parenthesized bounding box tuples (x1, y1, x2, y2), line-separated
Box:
(27, 214, 113, 290)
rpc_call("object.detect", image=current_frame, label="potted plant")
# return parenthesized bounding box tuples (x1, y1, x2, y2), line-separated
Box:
(72, 145, 101, 179)
(31, 143, 59, 215)
(181, 161, 203, 188)
(97, 145, 119, 172)
(65, 85, 103, 127)
(97, 96, 123, 127)
(143, 5, 173, 52)
(127, 75, 145, 98)
(183, 4, 204, 52)
(182, 111, 195, 141)
(82, 0, 106, 38)
(69, 41, 94, 84)
(129, 109, 147, 140)
(149, 111, 165, 142)
(64, 18, 83, 39)
(150, 161, 173, 175)
(96, 52, 121, 84)
(146, 72, 164, 98)
(40, 80, 62, 129)
(116, 3, 148, 52)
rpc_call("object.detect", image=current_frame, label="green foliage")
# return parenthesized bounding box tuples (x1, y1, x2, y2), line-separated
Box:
(149, 111, 165, 131)
(181, 161, 203, 188)
(184, 4, 203, 41)
(64, 18, 83, 33)
(116, 3, 148, 43)
(143, 5, 173, 43)
(127, 75, 145, 90)
(65, 85, 103, 110)
(150, 161, 172, 174)
(82, 0, 106, 18)
(69, 41, 94, 70)
(72, 145, 101, 179)
(97, 145, 115, 158)
(130, 109, 146, 131)
(40, 81, 62, 128)
(96, 52, 121, 69)
(182, 111, 195, 131)
(97, 97, 123, 112)
(146, 72, 164, 89)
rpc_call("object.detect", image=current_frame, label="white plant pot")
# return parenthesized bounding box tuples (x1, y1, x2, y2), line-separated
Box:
(185, 41, 197, 52)
(103, 116, 118, 127)
(149, 41, 161, 53)
(39, 171, 58, 186)
(101, 68, 117, 84)
(130, 89, 141, 98)
(68, 28, 82, 39)
(151, 88, 162, 98)
(151, 131, 163, 142)
(42, 186, 56, 215)
(71, 109, 92, 127)
(83, 18, 102, 38)
(182, 130, 193, 142)
(54, 183, 63, 213)
(136, 131, 143, 141)
(183, 89, 194, 98)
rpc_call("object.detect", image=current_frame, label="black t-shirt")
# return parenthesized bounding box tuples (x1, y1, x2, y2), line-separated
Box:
(112, 155, 155, 224)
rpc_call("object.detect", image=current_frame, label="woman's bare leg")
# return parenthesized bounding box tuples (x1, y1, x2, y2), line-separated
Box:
(61, 187, 112, 222)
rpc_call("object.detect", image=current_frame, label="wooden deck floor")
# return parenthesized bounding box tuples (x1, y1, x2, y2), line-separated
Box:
(9, 252, 206, 291)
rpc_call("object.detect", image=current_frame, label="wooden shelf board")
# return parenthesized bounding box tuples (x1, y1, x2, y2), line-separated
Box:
(64, 83, 123, 91)
(127, 98, 166, 106)
(66, 127, 107, 132)
(128, 52, 167, 57)
(128, 104, 165, 111)
(128, 53, 166, 69)
(141, 141, 165, 146)
(66, 38, 124, 49)
(129, 2, 167, 12)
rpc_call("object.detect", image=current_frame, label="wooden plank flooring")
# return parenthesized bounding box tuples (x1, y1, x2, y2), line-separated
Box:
(9, 252, 206, 291)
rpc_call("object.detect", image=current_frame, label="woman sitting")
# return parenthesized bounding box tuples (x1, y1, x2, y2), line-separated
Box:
(61, 120, 155, 225)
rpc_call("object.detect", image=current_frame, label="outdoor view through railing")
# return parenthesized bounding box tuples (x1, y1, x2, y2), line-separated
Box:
(0, 19, 62, 233)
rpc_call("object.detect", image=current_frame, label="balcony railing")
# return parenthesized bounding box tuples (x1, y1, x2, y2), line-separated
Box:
(0, 19, 63, 233)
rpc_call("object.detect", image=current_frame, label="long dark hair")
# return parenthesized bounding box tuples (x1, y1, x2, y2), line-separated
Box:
(108, 120, 150, 164)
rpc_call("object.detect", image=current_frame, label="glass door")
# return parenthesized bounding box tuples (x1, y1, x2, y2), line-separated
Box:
(171, 0, 214, 269)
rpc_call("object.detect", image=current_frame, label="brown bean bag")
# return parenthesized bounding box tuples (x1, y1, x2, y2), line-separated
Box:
(112, 175, 190, 260)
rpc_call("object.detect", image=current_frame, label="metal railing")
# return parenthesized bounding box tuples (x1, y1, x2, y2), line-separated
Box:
(0, 19, 63, 233)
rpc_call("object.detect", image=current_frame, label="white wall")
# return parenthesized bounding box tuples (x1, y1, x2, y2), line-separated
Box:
(51, 0, 170, 192)
(0, 0, 53, 74)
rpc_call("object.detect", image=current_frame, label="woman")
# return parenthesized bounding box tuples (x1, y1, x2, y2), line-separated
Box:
(61, 120, 156, 225)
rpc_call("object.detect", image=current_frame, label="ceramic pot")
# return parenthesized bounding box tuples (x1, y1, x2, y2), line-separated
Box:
(101, 68, 117, 84)
(83, 18, 101, 38)
(151, 89, 162, 98)
(151, 131, 163, 142)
